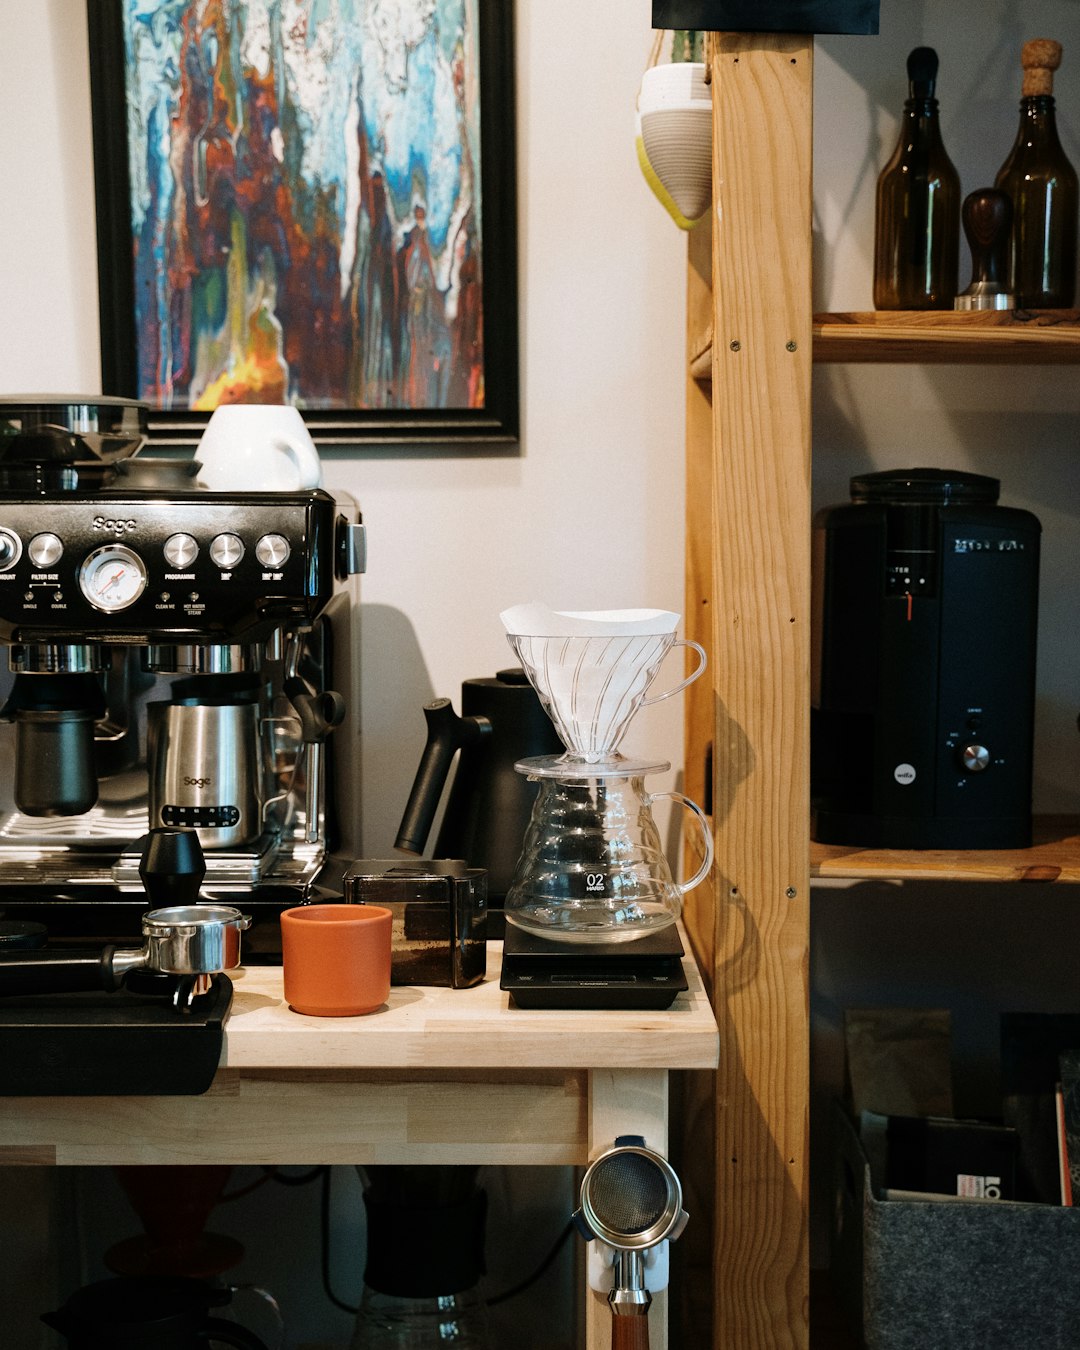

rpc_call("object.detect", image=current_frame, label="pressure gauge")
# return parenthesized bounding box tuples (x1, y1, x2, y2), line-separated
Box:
(79, 544, 148, 612)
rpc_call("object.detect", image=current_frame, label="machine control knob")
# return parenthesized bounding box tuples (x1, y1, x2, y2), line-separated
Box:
(255, 533, 290, 568)
(209, 533, 245, 568)
(0, 528, 22, 571)
(27, 533, 63, 568)
(960, 744, 991, 773)
(163, 532, 199, 569)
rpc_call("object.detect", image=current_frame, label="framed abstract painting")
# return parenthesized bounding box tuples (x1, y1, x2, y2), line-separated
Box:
(87, 0, 518, 447)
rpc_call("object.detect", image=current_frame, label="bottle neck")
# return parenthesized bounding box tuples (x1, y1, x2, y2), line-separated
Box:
(1017, 94, 1062, 146)
(901, 98, 946, 144)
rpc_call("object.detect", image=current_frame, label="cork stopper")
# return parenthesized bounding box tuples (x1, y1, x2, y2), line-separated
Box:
(1021, 39, 1062, 97)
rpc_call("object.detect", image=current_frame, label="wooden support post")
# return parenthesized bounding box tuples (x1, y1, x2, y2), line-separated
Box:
(708, 30, 812, 1349)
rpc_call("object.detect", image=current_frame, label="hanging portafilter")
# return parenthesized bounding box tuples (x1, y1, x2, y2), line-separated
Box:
(1, 643, 107, 815)
(573, 1138, 688, 1350)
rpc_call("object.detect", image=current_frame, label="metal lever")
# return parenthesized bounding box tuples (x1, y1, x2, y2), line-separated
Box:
(284, 676, 346, 843)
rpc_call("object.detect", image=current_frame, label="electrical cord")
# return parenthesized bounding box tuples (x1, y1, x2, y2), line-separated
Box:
(220, 1164, 324, 1202)
(485, 1218, 576, 1306)
(264, 1164, 325, 1186)
(321, 1165, 360, 1314)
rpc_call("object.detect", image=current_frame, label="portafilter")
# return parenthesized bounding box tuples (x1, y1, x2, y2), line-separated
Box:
(573, 1137, 688, 1350)
(0, 826, 250, 1008)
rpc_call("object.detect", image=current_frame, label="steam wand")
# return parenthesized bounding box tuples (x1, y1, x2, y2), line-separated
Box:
(277, 628, 347, 842)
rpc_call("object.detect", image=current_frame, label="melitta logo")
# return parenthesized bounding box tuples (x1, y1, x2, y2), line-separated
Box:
(183, 776, 211, 788)
(93, 516, 137, 535)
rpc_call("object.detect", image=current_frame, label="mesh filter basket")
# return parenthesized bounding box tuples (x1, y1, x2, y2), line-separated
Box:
(578, 1143, 685, 1250)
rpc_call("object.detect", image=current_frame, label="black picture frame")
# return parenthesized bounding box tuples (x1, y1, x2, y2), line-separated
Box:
(86, 0, 519, 449)
(652, 0, 878, 33)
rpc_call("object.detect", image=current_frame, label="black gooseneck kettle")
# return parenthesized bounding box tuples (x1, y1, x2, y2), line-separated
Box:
(395, 669, 562, 918)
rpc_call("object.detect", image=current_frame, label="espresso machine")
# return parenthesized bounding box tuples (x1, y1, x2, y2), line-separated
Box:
(0, 396, 364, 957)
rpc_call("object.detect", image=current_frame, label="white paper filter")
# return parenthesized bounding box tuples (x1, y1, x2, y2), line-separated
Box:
(500, 606, 682, 760)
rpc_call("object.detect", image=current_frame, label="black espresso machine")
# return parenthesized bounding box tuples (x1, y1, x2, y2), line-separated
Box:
(0, 396, 364, 959)
(811, 468, 1040, 849)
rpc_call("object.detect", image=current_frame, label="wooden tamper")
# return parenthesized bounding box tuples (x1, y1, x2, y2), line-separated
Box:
(954, 187, 1014, 310)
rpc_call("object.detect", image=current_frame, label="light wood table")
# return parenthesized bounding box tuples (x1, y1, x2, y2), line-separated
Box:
(0, 935, 719, 1349)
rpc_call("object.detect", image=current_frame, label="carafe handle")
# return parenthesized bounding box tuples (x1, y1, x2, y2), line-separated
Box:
(640, 640, 707, 706)
(650, 791, 713, 896)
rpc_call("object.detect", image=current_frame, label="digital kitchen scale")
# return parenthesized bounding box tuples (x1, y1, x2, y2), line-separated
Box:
(499, 923, 688, 1010)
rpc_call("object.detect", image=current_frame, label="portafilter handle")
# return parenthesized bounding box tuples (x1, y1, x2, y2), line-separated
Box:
(0, 945, 135, 996)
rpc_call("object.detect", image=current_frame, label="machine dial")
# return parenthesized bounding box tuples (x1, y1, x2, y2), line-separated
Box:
(79, 544, 148, 612)
(959, 744, 991, 773)
(255, 533, 290, 568)
(210, 533, 245, 569)
(163, 532, 199, 569)
(28, 533, 63, 568)
(0, 528, 22, 571)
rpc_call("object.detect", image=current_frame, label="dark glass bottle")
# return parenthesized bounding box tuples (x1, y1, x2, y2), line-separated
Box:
(874, 47, 961, 310)
(994, 39, 1078, 308)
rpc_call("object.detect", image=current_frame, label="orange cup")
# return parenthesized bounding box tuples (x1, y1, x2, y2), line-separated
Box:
(280, 904, 392, 1016)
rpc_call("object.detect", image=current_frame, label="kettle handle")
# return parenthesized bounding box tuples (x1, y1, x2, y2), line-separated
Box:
(394, 699, 492, 854)
(640, 640, 707, 706)
(203, 1316, 272, 1350)
(650, 791, 714, 896)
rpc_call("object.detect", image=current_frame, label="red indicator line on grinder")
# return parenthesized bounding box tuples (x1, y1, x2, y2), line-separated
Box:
(906, 592, 913, 622)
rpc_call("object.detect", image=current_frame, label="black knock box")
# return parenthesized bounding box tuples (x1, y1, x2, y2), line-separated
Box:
(343, 860, 487, 989)
(652, 0, 878, 34)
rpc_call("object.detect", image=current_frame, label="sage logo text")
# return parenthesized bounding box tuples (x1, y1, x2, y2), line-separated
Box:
(93, 517, 137, 535)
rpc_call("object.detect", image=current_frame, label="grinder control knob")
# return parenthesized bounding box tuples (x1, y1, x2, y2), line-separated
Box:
(959, 744, 991, 773)
(28, 533, 62, 567)
(0, 528, 22, 570)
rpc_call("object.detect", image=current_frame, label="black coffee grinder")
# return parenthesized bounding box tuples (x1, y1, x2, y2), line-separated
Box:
(812, 468, 1041, 849)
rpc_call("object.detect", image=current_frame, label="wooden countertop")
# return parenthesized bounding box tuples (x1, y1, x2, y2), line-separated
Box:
(223, 936, 720, 1072)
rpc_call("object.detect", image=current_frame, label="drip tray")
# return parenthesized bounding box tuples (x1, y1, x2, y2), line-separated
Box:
(0, 975, 231, 1096)
(500, 924, 687, 1010)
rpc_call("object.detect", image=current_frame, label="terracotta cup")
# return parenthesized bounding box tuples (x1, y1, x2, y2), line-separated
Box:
(280, 904, 392, 1016)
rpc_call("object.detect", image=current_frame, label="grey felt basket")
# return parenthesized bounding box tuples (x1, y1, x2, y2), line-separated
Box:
(829, 1103, 1080, 1349)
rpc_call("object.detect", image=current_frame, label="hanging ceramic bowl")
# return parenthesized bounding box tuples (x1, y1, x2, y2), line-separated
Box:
(635, 62, 712, 230)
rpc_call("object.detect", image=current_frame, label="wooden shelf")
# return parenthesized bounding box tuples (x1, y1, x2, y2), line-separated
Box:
(815, 309, 1080, 363)
(811, 814, 1080, 884)
(689, 309, 1080, 378)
